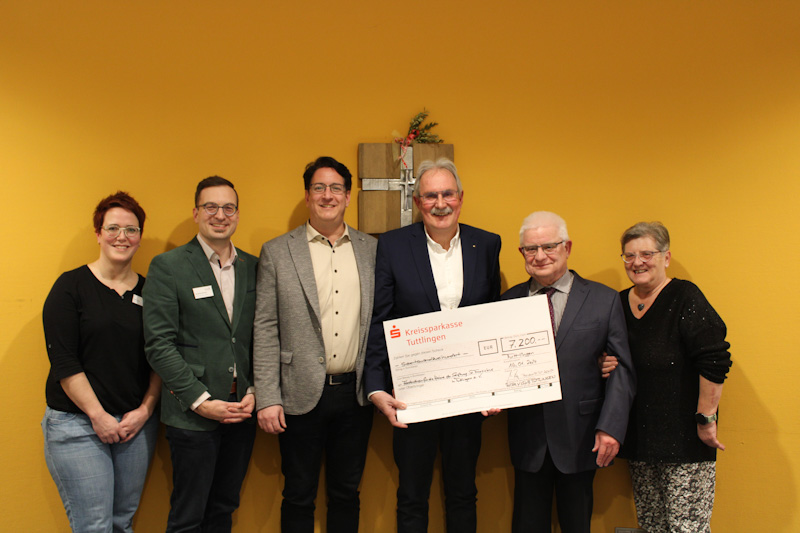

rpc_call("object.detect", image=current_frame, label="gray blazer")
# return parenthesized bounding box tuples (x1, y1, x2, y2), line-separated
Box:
(253, 224, 377, 415)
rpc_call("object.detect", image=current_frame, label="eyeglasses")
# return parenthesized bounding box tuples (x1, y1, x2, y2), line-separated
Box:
(520, 241, 564, 257)
(102, 225, 141, 238)
(621, 251, 663, 263)
(197, 203, 238, 216)
(419, 190, 459, 205)
(309, 183, 346, 195)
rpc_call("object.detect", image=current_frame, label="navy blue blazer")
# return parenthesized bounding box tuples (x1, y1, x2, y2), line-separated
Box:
(503, 271, 636, 474)
(364, 222, 501, 394)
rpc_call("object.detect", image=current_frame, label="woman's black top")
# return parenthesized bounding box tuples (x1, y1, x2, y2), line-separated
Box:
(619, 279, 732, 463)
(43, 265, 150, 415)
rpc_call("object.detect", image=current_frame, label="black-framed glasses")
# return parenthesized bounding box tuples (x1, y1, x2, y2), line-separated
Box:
(309, 183, 346, 195)
(197, 203, 238, 216)
(102, 225, 141, 238)
(419, 189, 459, 205)
(520, 241, 564, 257)
(621, 251, 663, 263)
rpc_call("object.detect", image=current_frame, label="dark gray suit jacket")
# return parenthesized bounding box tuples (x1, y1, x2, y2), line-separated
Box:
(253, 224, 377, 415)
(503, 270, 636, 474)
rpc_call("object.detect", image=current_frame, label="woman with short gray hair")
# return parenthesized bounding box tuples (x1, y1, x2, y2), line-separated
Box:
(616, 221, 732, 532)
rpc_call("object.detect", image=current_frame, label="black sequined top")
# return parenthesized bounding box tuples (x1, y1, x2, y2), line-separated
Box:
(619, 279, 732, 463)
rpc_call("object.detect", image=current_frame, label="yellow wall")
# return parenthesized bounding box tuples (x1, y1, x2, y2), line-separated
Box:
(2, 1, 798, 531)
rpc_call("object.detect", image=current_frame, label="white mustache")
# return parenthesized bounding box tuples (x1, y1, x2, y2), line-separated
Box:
(431, 206, 453, 216)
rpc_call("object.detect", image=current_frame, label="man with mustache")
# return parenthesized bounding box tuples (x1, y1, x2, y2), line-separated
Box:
(365, 158, 502, 532)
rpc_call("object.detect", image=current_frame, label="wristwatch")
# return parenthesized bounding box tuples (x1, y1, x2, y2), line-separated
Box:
(695, 411, 718, 425)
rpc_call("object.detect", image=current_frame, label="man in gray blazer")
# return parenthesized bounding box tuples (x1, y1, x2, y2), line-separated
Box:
(144, 176, 257, 532)
(502, 211, 636, 533)
(253, 157, 377, 533)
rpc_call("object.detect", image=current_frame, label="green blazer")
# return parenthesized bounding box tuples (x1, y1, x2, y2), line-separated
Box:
(143, 237, 257, 431)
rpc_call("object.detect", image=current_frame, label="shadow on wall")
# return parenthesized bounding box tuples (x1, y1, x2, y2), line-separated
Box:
(248, 198, 315, 256)
(242, 430, 284, 530)
(131, 425, 170, 530)
(717, 360, 795, 529)
(57, 226, 104, 274)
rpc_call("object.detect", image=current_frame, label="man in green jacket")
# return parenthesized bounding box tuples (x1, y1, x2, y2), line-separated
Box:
(144, 176, 257, 532)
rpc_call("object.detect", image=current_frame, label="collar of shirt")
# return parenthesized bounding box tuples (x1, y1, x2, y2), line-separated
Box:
(196, 233, 237, 324)
(196, 234, 238, 267)
(423, 225, 461, 255)
(424, 225, 463, 311)
(306, 221, 351, 247)
(529, 269, 574, 296)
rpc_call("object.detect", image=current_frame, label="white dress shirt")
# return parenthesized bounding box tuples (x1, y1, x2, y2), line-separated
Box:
(425, 226, 463, 311)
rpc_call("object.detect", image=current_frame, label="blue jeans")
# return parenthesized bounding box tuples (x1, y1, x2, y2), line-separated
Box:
(42, 406, 159, 533)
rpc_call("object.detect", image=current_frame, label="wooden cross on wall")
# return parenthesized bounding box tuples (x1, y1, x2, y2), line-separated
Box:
(357, 142, 455, 235)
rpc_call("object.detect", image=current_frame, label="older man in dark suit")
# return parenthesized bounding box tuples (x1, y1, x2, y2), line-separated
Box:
(502, 211, 636, 533)
(365, 158, 501, 533)
(144, 176, 257, 532)
(253, 157, 377, 533)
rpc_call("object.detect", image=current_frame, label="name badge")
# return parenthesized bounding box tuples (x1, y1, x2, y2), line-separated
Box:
(193, 285, 214, 299)
(132, 294, 143, 306)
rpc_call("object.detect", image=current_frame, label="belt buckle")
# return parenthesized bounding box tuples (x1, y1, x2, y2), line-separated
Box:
(327, 374, 344, 386)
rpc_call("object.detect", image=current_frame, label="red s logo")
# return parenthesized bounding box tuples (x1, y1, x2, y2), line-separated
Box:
(390, 325, 401, 339)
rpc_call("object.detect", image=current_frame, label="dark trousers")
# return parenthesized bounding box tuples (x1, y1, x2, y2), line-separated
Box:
(278, 377, 374, 533)
(164, 420, 256, 533)
(511, 450, 596, 533)
(393, 412, 483, 533)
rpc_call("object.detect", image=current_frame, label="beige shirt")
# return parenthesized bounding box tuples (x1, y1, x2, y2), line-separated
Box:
(425, 226, 463, 311)
(306, 223, 361, 375)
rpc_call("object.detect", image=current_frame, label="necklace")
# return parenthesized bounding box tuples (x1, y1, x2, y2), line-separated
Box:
(633, 278, 671, 314)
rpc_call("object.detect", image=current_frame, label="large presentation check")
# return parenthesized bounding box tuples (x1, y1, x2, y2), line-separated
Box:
(384, 295, 562, 424)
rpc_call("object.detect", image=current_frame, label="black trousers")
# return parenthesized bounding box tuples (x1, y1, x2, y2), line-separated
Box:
(165, 420, 256, 533)
(278, 376, 374, 533)
(511, 450, 596, 533)
(393, 412, 483, 533)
